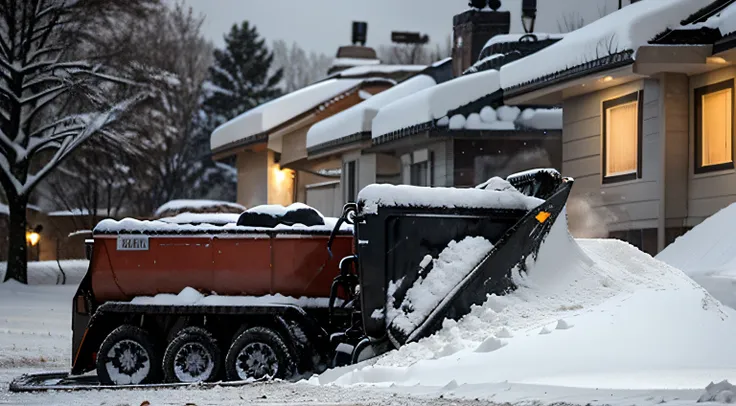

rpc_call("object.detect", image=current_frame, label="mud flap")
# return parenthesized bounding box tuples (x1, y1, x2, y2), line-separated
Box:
(386, 179, 573, 347)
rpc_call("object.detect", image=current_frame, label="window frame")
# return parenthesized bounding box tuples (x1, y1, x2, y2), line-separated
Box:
(694, 78, 735, 175)
(601, 90, 643, 184)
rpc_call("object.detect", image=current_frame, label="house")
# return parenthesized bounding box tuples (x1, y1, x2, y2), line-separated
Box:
(499, 0, 736, 255)
(304, 58, 454, 210)
(303, 5, 565, 210)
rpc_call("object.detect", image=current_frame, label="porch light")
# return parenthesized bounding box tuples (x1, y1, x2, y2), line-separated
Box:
(26, 225, 42, 246)
(601, 76, 614, 82)
(706, 56, 728, 65)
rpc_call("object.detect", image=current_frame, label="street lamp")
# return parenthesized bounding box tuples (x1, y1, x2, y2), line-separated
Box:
(26, 224, 42, 247)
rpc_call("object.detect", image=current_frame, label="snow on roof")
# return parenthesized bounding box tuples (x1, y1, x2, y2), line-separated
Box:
(684, 1, 736, 36)
(331, 57, 381, 68)
(332, 64, 427, 78)
(357, 182, 542, 215)
(210, 78, 364, 151)
(306, 74, 437, 150)
(372, 70, 500, 139)
(439, 105, 562, 131)
(154, 199, 246, 217)
(481, 33, 565, 52)
(46, 208, 111, 217)
(500, 0, 706, 90)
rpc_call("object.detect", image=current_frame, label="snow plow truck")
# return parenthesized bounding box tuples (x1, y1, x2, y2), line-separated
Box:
(10, 168, 572, 391)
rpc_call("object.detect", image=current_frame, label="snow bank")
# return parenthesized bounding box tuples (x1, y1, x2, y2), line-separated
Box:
(388, 237, 494, 335)
(372, 70, 500, 138)
(307, 74, 437, 149)
(500, 0, 705, 90)
(656, 203, 736, 309)
(0, 260, 89, 285)
(315, 209, 736, 390)
(699, 380, 736, 403)
(154, 199, 245, 217)
(127, 287, 340, 308)
(441, 105, 562, 131)
(357, 183, 543, 215)
(210, 78, 364, 150)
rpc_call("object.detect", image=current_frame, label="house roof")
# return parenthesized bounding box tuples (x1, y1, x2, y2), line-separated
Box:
(500, 0, 710, 95)
(210, 78, 367, 153)
(328, 64, 428, 79)
(305, 59, 453, 155)
(371, 69, 502, 143)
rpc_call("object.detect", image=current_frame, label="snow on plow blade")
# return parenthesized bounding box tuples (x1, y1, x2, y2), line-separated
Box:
(388, 178, 572, 346)
(353, 169, 573, 349)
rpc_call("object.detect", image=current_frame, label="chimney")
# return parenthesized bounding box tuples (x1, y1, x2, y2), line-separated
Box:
(452, 0, 511, 77)
(328, 21, 380, 76)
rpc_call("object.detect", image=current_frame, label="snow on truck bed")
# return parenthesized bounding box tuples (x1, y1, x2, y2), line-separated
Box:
(313, 208, 736, 391)
(125, 287, 339, 308)
(357, 178, 543, 215)
(154, 199, 245, 217)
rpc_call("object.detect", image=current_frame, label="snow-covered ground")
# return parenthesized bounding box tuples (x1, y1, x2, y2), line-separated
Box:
(2, 211, 736, 405)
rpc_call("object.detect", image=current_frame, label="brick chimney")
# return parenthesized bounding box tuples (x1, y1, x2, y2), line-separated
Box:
(452, 1, 511, 77)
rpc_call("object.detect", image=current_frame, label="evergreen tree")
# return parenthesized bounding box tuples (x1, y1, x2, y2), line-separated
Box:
(203, 21, 284, 130)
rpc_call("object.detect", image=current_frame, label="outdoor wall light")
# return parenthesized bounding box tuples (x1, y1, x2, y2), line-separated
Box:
(26, 225, 42, 247)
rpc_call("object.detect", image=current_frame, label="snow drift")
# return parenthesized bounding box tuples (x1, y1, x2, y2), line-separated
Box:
(313, 208, 736, 390)
(657, 203, 736, 310)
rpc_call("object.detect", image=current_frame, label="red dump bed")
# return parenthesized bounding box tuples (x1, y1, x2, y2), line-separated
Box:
(88, 221, 354, 302)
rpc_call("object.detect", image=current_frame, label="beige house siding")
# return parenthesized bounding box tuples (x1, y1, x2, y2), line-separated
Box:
(663, 73, 690, 229)
(236, 150, 268, 208)
(687, 66, 736, 226)
(399, 140, 453, 187)
(562, 79, 661, 233)
(305, 181, 342, 217)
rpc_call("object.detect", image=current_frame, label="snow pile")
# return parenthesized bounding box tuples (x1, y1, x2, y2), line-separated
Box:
(475, 176, 518, 192)
(656, 203, 736, 309)
(245, 202, 321, 218)
(699, 380, 736, 403)
(157, 212, 240, 225)
(210, 78, 364, 150)
(372, 70, 500, 138)
(315, 209, 736, 390)
(307, 74, 437, 149)
(357, 183, 543, 215)
(154, 199, 245, 217)
(128, 287, 340, 308)
(0, 260, 89, 285)
(440, 105, 562, 131)
(388, 237, 494, 335)
(500, 0, 705, 90)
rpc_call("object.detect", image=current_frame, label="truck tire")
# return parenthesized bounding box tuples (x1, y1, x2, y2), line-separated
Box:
(224, 326, 295, 381)
(96, 325, 161, 385)
(162, 327, 222, 383)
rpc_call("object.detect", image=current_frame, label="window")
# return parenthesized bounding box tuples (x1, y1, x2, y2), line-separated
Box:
(345, 160, 357, 203)
(410, 161, 428, 186)
(602, 91, 642, 183)
(695, 79, 734, 174)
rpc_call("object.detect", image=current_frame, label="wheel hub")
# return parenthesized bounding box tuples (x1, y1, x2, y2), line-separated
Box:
(105, 339, 150, 384)
(236, 342, 278, 380)
(174, 342, 214, 382)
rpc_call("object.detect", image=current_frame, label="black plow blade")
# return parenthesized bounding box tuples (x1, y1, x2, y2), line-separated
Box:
(386, 178, 574, 347)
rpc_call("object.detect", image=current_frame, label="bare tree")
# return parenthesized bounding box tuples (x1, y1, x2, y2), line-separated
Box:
(271, 40, 331, 91)
(557, 12, 586, 33)
(377, 43, 431, 65)
(0, 0, 158, 283)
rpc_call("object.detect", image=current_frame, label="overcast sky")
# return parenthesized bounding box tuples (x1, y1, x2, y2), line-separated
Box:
(180, 0, 627, 56)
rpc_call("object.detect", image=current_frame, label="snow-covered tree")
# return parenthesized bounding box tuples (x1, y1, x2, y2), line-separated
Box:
(203, 21, 284, 130)
(0, 0, 157, 283)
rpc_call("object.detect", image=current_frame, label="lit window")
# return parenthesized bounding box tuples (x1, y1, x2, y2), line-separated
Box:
(602, 91, 641, 183)
(695, 79, 734, 173)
